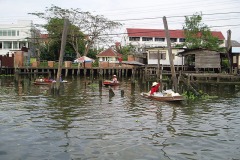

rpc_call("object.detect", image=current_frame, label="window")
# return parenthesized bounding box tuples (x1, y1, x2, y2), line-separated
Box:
(149, 51, 166, 60)
(142, 37, 153, 41)
(170, 38, 177, 43)
(233, 56, 237, 63)
(129, 37, 140, 41)
(155, 38, 165, 42)
(13, 42, 18, 49)
(17, 30, 19, 36)
(179, 38, 185, 42)
(0, 30, 17, 36)
(7, 30, 12, 36)
(4, 42, 12, 49)
(0, 42, 2, 49)
(3, 30, 7, 36)
(12, 30, 16, 36)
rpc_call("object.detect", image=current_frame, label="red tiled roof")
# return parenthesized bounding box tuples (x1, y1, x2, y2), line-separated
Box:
(126, 28, 225, 40)
(97, 48, 122, 57)
(211, 31, 225, 40)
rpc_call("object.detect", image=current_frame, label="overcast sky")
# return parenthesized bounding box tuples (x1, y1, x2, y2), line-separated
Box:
(0, 0, 239, 44)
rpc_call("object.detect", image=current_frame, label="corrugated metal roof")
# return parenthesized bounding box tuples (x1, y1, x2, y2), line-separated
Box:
(122, 61, 145, 66)
(232, 47, 240, 53)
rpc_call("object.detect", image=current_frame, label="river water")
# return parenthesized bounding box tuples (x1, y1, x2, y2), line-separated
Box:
(0, 76, 240, 160)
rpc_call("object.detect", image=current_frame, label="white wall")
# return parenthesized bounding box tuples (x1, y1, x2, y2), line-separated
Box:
(0, 20, 33, 55)
(147, 48, 184, 66)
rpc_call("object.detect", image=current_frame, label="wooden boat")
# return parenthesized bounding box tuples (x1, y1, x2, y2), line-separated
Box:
(103, 80, 120, 86)
(33, 78, 53, 85)
(141, 90, 185, 102)
(33, 78, 68, 85)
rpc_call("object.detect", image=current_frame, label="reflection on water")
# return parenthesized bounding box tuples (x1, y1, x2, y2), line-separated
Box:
(0, 76, 240, 160)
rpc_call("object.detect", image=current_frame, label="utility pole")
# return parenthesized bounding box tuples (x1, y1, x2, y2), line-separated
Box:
(226, 29, 232, 74)
(157, 50, 160, 80)
(157, 50, 163, 91)
(56, 18, 69, 91)
(163, 16, 178, 92)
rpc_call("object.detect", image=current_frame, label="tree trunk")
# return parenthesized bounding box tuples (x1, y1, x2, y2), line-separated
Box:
(84, 41, 94, 56)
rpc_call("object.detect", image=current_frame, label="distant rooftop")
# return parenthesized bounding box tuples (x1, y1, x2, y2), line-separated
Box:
(126, 28, 225, 40)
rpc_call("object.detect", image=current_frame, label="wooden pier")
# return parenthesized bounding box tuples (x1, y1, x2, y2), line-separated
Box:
(2, 66, 240, 86)
(4, 66, 141, 78)
(183, 73, 240, 84)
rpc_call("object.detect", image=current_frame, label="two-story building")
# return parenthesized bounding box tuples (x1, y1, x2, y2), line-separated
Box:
(0, 20, 37, 56)
(123, 28, 225, 51)
(123, 28, 225, 67)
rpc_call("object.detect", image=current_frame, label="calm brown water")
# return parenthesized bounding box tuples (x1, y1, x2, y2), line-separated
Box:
(0, 76, 240, 160)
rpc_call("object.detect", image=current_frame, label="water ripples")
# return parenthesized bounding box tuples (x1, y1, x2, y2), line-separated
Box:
(0, 77, 240, 159)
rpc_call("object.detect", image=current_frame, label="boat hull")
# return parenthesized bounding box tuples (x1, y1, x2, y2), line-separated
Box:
(33, 82, 52, 85)
(141, 92, 185, 102)
(33, 80, 68, 85)
(103, 80, 119, 86)
(33, 78, 53, 85)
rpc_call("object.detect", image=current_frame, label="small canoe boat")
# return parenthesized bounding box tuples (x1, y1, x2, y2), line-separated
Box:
(141, 89, 185, 102)
(103, 80, 120, 86)
(33, 78, 53, 85)
(33, 79, 68, 85)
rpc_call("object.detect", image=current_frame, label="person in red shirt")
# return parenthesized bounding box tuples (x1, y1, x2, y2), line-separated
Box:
(118, 57, 122, 66)
(150, 82, 160, 95)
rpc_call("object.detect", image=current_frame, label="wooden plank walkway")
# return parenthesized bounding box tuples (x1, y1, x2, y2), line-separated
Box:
(183, 73, 240, 84)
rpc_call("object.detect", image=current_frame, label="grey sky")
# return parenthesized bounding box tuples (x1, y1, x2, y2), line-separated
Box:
(0, 0, 239, 43)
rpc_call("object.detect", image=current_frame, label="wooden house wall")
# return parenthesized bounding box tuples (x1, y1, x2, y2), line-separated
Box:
(0, 54, 14, 68)
(195, 51, 220, 68)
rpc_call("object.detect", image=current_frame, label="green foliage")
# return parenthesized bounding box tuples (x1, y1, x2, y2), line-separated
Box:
(40, 41, 60, 61)
(29, 5, 122, 59)
(119, 44, 135, 60)
(183, 12, 222, 51)
(183, 90, 218, 101)
(41, 18, 85, 60)
(92, 59, 99, 67)
(44, 18, 64, 39)
(87, 48, 99, 59)
(182, 91, 198, 100)
(221, 58, 230, 72)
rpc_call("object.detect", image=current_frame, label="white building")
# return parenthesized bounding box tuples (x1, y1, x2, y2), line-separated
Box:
(0, 20, 35, 56)
(122, 28, 225, 66)
(145, 47, 184, 66)
(123, 28, 225, 52)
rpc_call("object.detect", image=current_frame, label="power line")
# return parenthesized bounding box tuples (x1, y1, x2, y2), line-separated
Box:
(112, 11, 240, 22)
(95, 0, 239, 16)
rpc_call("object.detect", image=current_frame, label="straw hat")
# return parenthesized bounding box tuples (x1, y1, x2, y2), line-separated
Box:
(152, 82, 158, 87)
(113, 75, 116, 77)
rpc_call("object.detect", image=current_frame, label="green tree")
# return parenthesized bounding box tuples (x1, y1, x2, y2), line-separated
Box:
(29, 5, 122, 58)
(183, 12, 222, 51)
(118, 44, 135, 60)
(45, 18, 85, 59)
